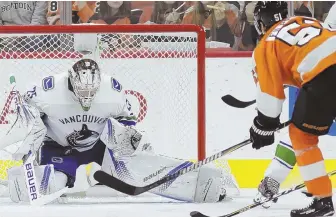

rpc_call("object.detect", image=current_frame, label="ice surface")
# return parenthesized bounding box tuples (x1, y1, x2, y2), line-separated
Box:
(0, 189, 326, 217)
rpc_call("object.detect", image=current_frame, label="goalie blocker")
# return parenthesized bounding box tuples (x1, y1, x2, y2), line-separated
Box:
(8, 117, 239, 203)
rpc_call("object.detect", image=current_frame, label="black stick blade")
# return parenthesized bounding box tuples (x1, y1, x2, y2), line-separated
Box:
(221, 95, 256, 108)
(190, 211, 210, 217)
(94, 171, 138, 195)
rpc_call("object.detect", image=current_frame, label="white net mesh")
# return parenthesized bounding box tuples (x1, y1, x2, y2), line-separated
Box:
(0, 25, 238, 197)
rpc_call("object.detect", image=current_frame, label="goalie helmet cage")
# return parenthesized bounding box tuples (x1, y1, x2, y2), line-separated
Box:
(0, 24, 206, 161)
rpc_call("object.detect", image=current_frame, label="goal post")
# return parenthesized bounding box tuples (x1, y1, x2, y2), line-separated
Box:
(0, 24, 206, 162)
(0, 24, 243, 198)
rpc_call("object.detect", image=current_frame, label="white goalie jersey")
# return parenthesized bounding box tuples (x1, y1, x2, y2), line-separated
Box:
(24, 73, 137, 151)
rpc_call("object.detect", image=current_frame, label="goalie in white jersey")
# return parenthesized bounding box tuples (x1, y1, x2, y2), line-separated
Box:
(6, 58, 239, 204)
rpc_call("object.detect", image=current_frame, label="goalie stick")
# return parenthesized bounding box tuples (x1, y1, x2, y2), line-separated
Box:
(221, 95, 255, 108)
(190, 170, 336, 217)
(94, 120, 291, 196)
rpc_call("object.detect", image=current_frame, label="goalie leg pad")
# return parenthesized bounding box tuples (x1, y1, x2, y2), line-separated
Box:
(194, 164, 230, 203)
(7, 164, 56, 203)
(101, 150, 239, 202)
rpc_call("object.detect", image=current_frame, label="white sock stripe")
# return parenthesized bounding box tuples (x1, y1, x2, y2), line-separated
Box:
(298, 161, 327, 181)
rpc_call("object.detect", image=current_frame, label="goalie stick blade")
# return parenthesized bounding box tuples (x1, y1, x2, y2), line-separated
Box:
(221, 95, 256, 108)
(94, 171, 138, 195)
(94, 170, 177, 196)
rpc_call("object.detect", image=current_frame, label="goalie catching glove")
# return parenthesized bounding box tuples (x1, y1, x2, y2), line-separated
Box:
(1, 98, 46, 160)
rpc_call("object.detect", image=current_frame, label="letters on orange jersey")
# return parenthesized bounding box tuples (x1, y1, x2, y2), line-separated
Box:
(253, 16, 336, 118)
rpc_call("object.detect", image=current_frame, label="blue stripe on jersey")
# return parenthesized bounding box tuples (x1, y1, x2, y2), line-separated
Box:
(118, 119, 136, 126)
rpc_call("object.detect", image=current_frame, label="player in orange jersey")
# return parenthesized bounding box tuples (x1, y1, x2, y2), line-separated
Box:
(248, 2, 336, 217)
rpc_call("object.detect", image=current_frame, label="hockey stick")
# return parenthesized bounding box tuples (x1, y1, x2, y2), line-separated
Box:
(94, 120, 291, 196)
(190, 170, 336, 217)
(222, 86, 290, 108)
(221, 95, 255, 108)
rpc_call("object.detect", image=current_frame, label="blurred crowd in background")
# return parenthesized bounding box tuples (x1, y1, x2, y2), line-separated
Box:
(0, 1, 335, 51)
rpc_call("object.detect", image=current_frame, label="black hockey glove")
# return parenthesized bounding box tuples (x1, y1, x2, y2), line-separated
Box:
(250, 111, 280, 150)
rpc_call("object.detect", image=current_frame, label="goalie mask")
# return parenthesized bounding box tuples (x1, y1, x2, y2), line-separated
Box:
(69, 59, 101, 111)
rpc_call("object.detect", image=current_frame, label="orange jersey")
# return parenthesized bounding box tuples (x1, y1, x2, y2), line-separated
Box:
(253, 16, 336, 118)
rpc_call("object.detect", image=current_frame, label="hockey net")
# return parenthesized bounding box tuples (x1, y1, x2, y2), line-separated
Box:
(0, 25, 239, 197)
